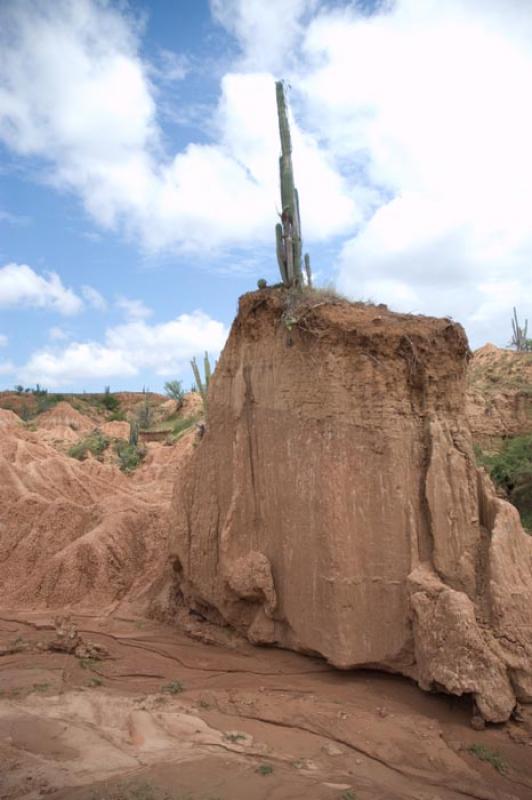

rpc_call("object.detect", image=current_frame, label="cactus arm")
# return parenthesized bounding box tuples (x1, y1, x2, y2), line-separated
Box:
(275, 223, 288, 284)
(293, 188, 302, 285)
(204, 351, 212, 387)
(276, 80, 292, 157)
(191, 357, 205, 399)
(304, 253, 312, 287)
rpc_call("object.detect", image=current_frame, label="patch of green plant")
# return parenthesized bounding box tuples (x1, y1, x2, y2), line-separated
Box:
(89, 780, 177, 800)
(136, 389, 154, 430)
(79, 656, 101, 670)
(68, 430, 110, 461)
(224, 732, 246, 743)
(476, 435, 532, 532)
(87, 677, 103, 687)
(164, 379, 184, 405)
(108, 409, 127, 421)
(32, 682, 50, 692)
(170, 415, 199, 441)
(468, 743, 507, 774)
(114, 440, 146, 472)
(161, 680, 184, 695)
(340, 792, 358, 800)
(256, 763, 273, 776)
(102, 386, 121, 412)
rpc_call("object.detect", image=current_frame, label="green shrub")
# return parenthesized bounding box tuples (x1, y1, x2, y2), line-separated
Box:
(477, 435, 532, 531)
(114, 440, 146, 472)
(34, 392, 65, 415)
(468, 744, 507, 774)
(108, 409, 126, 421)
(137, 390, 153, 429)
(161, 680, 183, 695)
(164, 380, 184, 405)
(102, 386, 120, 412)
(68, 430, 110, 461)
(170, 415, 198, 441)
(256, 763, 273, 776)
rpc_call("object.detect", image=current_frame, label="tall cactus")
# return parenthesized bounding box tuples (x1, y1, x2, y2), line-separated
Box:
(191, 352, 213, 411)
(511, 307, 530, 351)
(275, 81, 312, 288)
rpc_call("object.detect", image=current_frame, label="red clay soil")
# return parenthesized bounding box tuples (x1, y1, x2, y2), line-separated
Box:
(0, 408, 193, 614)
(171, 289, 532, 723)
(1, 612, 531, 800)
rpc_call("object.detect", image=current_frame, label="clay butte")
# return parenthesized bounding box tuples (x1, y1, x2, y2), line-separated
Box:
(170, 288, 532, 723)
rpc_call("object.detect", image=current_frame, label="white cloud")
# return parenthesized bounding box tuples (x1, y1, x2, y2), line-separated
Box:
(290, 0, 532, 346)
(0, 334, 7, 347)
(116, 297, 153, 320)
(17, 311, 228, 387)
(0, 360, 14, 375)
(0, 0, 358, 253)
(0, 209, 29, 225)
(82, 284, 107, 310)
(2, 0, 532, 346)
(48, 326, 69, 341)
(0, 263, 82, 315)
(210, 0, 315, 73)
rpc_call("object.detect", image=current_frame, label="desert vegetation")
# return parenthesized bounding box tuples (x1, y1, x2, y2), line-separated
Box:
(476, 435, 532, 530)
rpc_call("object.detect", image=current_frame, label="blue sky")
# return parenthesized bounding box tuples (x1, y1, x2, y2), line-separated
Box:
(1, 0, 531, 391)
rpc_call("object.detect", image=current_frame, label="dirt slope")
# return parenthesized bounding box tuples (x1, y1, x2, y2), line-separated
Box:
(171, 289, 532, 722)
(0, 411, 192, 613)
(467, 344, 532, 441)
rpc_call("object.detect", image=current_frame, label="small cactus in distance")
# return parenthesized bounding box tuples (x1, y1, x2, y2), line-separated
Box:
(511, 307, 531, 351)
(191, 352, 213, 412)
(274, 81, 313, 289)
(129, 421, 139, 447)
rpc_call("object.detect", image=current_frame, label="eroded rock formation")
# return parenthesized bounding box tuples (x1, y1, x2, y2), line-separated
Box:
(170, 289, 532, 721)
(466, 343, 532, 441)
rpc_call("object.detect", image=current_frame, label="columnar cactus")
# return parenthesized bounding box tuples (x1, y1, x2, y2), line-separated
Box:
(511, 307, 531, 351)
(191, 352, 213, 410)
(275, 81, 312, 288)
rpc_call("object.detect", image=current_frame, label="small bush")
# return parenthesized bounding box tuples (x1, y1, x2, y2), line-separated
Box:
(477, 435, 532, 532)
(164, 380, 184, 405)
(256, 763, 273, 776)
(137, 391, 153, 429)
(108, 409, 127, 421)
(102, 386, 120, 412)
(68, 430, 110, 461)
(170, 415, 198, 442)
(161, 680, 184, 695)
(34, 392, 65, 415)
(114, 440, 146, 472)
(468, 744, 507, 774)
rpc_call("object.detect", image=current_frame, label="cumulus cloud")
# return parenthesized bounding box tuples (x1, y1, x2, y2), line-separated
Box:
(0, 0, 358, 253)
(210, 0, 316, 73)
(17, 311, 228, 387)
(81, 285, 107, 310)
(0, 263, 82, 315)
(295, 0, 532, 345)
(0, 361, 14, 375)
(116, 297, 153, 320)
(2, 0, 532, 346)
(48, 326, 69, 341)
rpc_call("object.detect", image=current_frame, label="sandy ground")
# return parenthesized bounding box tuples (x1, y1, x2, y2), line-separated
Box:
(1, 612, 531, 800)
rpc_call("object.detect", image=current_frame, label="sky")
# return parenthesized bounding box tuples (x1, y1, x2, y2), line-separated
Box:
(0, 0, 531, 392)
